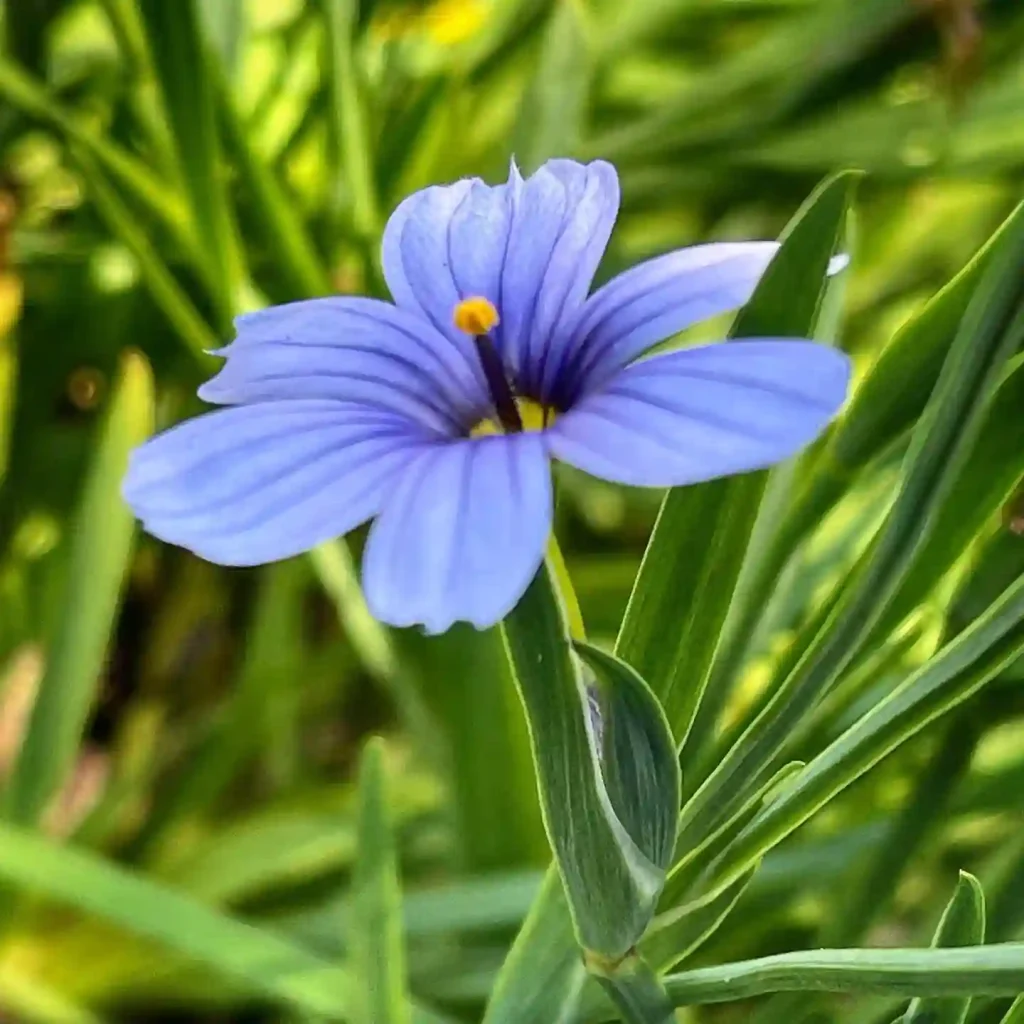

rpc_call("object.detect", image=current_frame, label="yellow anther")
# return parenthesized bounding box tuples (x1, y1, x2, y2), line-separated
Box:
(471, 398, 554, 438)
(454, 296, 499, 336)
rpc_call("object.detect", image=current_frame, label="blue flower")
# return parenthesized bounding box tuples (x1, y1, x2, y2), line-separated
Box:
(123, 159, 850, 634)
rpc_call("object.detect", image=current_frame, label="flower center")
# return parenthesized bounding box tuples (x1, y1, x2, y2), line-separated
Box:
(471, 397, 554, 437)
(453, 296, 556, 436)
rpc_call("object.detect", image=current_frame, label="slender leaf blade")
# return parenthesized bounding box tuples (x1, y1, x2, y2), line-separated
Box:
(905, 872, 986, 1024)
(7, 351, 154, 825)
(351, 739, 410, 1024)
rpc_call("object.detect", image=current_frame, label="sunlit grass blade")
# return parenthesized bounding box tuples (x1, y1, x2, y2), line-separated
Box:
(0, 821, 348, 1016)
(904, 871, 986, 1024)
(213, 63, 332, 302)
(703, 572, 1024, 896)
(351, 739, 410, 1024)
(6, 350, 153, 826)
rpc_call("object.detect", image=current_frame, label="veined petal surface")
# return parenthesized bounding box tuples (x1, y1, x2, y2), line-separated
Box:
(381, 160, 619, 401)
(123, 400, 427, 565)
(200, 297, 489, 435)
(362, 432, 552, 633)
(548, 340, 851, 488)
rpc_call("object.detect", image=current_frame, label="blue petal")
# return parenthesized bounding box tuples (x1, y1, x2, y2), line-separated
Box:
(555, 242, 781, 398)
(361, 433, 552, 633)
(199, 297, 488, 436)
(499, 160, 619, 397)
(123, 400, 426, 565)
(381, 160, 619, 400)
(549, 340, 850, 488)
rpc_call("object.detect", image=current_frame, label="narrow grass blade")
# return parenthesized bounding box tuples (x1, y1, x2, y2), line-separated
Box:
(213, 62, 331, 302)
(513, 0, 591, 171)
(676, 208, 1024, 851)
(138, 0, 244, 325)
(1001, 995, 1024, 1023)
(655, 946, 1024, 1009)
(322, 0, 379, 241)
(310, 541, 439, 762)
(482, 868, 588, 1024)
(7, 351, 153, 825)
(0, 58, 190, 244)
(351, 739, 410, 1024)
(0, 823, 348, 1016)
(904, 872, 986, 1024)
(72, 148, 218, 365)
(643, 867, 757, 973)
(705, 573, 1024, 894)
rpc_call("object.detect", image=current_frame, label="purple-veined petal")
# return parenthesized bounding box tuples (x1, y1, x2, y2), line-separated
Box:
(123, 400, 428, 565)
(381, 160, 619, 401)
(555, 242, 781, 398)
(362, 432, 552, 633)
(381, 176, 508, 344)
(500, 160, 619, 396)
(199, 297, 488, 435)
(549, 340, 850, 488)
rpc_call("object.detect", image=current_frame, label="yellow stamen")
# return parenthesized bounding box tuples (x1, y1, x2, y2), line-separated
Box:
(471, 397, 555, 437)
(454, 296, 499, 337)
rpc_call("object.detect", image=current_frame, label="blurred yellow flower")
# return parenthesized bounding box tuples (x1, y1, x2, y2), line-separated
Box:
(373, 0, 487, 46)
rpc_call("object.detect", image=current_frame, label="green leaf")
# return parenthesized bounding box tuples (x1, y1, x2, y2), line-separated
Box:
(0, 57, 191, 243)
(501, 562, 667, 957)
(574, 640, 680, 877)
(1001, 995, 1024, 1024)
(310, 541, 440, 761)
(138, 0, 244, 324)
(653, 946, 1024, 1010)
(322, 0, 380, 241)
(615, 171, 856, 746)
(711, 198, 1024, 728)
(703, 572, 1024, 896)
(213, 62, 332, 302)
(831, 199, 1024, 473)
(513, 0, 591, 171)
(482, 869, 588, 1024)
(351, 739, 410, 1024)
(72, 148, 218, 365)
(827, 721, 982, 946)
(904, 872, 986, 1024)
(7, 351, 153, 826)
(675, 205, 1024, 852)
(643, 867, 757, 973)
(0, 821, 348, 1017)
(871, 357, 1024, 641)
(589, 951, 675, 1024)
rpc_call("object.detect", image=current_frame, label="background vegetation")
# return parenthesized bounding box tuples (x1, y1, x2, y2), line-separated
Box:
(0, 0, 1023, 1021)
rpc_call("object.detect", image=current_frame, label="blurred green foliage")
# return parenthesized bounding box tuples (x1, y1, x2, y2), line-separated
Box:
(0, 0, 1023, 1022)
